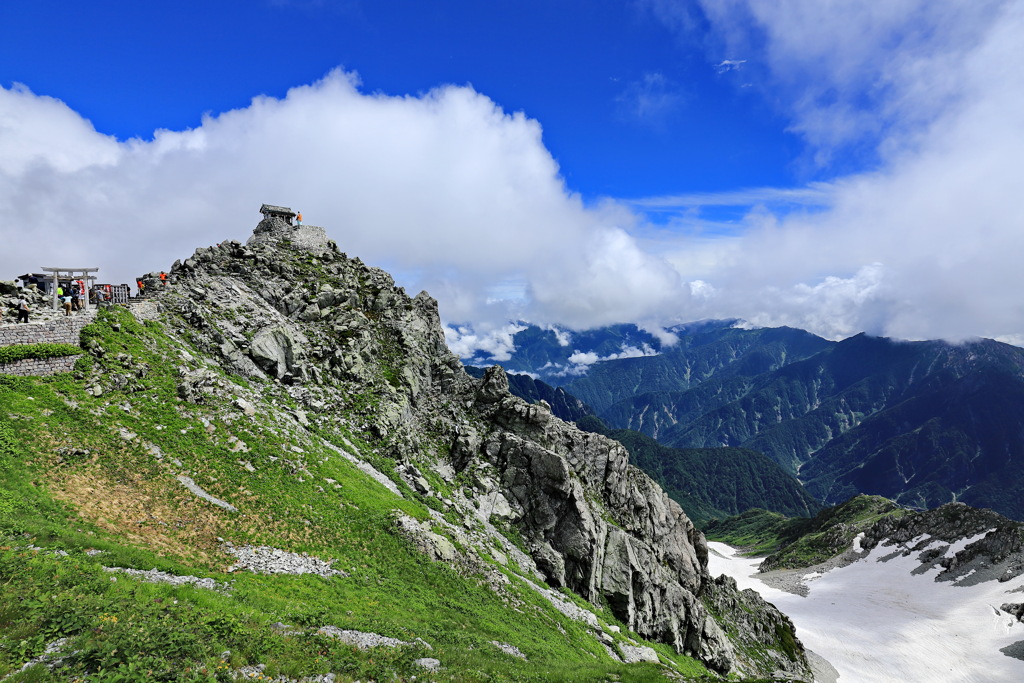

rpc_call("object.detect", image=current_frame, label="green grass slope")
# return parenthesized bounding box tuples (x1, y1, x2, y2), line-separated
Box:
(704, 495, 906, 570)
(0, 307, 730, 682)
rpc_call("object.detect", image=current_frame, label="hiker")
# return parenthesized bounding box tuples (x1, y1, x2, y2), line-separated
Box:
(62, 295, 72, 316)
(16, 295, 30, 323)
(160, 271, 168, 286)
(137, 279, 145, 295)
(296, 211, 302, 225)
(71, 282, 81, 311)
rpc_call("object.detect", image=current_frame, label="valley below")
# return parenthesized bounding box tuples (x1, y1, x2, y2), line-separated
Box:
(4, 210, 1024, 682)
(708, 538, 1024, 682)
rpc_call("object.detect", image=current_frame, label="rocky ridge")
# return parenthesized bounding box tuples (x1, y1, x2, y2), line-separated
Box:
(750, 498, 1024, 613)
(137, 214, 812, 678)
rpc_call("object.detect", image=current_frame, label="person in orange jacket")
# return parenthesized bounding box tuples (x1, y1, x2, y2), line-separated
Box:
(296, 211, 302, 225)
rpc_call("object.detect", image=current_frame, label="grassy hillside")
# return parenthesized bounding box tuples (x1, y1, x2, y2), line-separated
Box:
(704, 495, 906, 569)
(1, 307, 721, 682)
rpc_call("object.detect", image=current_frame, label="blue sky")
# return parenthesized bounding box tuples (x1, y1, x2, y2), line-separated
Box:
(2, 1, 1023, 351)
(0, 0, 800, 197)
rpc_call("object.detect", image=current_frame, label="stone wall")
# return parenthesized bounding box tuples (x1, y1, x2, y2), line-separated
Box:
(0, 317, 91, 347)
(0, 316, 89, 377)
(0, 355, 78, 377)
(129, 300, 161, 322)
(247, 218, 330, 253)
(289, 225, 330, 252)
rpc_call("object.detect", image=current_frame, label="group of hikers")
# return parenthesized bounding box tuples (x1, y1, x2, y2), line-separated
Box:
(10, 271, 170, 324)
(136, 271, 168, 295)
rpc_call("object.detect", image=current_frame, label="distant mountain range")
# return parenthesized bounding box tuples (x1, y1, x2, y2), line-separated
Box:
(468, 354, 821, 527)
(467, 321, 1024, 521)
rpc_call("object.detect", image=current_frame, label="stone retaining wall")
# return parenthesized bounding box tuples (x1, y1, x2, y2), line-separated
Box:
(0, 316, 89, 377)
(129, 300, 161, 322)
(0, 355, 78, 377)
(0, 316, 91, 347)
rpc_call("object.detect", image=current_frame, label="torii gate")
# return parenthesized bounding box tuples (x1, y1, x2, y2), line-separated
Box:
(41, 266, 99, 311)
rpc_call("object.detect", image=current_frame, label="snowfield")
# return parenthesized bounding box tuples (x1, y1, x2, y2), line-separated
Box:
(708, 539, 1024, 682)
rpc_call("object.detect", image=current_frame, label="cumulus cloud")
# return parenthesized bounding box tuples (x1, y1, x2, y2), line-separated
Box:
(4, 1, 1024, 354)
(554, 343, 661, 377)
(0, 71, 689, 334)
(0, 84, 121, 175)
(630, 0, 1024, 343)
(444, 322, 526, 363)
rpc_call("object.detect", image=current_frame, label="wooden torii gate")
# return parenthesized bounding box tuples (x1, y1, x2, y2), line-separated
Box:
(41, 266, 98, 311)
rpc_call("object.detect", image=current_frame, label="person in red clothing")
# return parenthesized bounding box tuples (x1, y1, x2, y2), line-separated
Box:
(296, 211, 302, 225)
(160, 271, 168, 286)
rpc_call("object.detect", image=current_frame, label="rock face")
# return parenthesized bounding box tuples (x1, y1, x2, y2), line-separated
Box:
(861, 502, 1024, 585)
(152, 216, 811, 678)
(454, 366, 725, 660)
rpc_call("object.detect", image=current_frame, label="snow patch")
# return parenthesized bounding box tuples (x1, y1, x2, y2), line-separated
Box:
(708, 541, 1024, 683)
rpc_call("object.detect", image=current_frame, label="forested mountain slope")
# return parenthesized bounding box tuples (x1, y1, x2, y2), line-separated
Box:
(577, 418, 821, 527)
(493, 325, 1024, 521)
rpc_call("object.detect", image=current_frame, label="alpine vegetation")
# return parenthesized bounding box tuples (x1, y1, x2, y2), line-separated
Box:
(0, 210, 811, 681)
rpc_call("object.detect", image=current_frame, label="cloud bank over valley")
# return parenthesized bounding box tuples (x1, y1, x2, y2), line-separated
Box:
(2, 1, 1021, 353)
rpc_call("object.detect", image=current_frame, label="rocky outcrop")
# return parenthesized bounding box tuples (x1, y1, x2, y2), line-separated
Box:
(703, 575, 805, 676)
(145, 215, 812, 678)
(455, 367, 711, 651)
(861, 502, 1024, 584)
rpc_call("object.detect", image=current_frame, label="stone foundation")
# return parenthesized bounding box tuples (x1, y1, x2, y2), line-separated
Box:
(0, 314, 89, 377)
(0, 316, 91, 347)
(0, 355, 78, 377)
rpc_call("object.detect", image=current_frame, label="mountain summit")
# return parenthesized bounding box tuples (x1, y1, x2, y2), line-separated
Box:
(0, 211, 811, 680)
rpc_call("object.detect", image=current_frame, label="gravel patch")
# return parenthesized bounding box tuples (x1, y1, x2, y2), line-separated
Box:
(232, 663, 336, 682)
(413, 657, 441, 671)
(223, 544, 347, 577)
(103, 566, 231, 592)
(314, 626, 417, 649)
(1, 638, 71, 681)
(177, 475, 239, 512)
(489, 640, 526, 659)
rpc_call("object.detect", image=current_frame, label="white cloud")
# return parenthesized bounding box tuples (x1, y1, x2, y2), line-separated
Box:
(639, 324, 680, 348)
(4, 1, 1024, 349)
(0, 70, 690, 330)
(529, 225, 691, 329)
(543, 325, 573, 347)
(714, 59, 747, 73)
(631, 0, 1024, 343)
(0, 84, 121, 175)
(554, 343, 660, 377)
(696, 0, 1009, 158)
(627, 184, 834, 211)
(443, 322, 526, 362)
